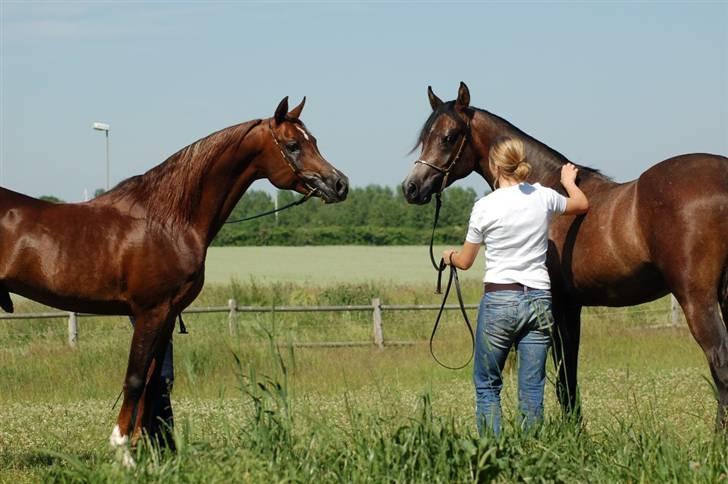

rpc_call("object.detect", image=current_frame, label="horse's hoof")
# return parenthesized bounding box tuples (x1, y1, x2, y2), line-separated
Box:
(110, 425, 136, 468)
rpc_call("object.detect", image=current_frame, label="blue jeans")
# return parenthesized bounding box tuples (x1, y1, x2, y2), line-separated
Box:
(473, 288, 554, 436)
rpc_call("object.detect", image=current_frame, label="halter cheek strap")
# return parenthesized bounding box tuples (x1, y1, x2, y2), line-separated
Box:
(223, 121, 318, 226)
(414, 117, 471, 193)
(267, 120, 319, 197)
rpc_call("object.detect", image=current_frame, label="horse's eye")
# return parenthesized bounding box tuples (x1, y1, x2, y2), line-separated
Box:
(286, 141, 300, 153)
(442, 134, 455, 145)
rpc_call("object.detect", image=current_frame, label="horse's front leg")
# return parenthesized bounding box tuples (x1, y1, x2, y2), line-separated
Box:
(551, 296, 583, 418)
(140, 340, 176, 451)
(110, 306, 174, 466)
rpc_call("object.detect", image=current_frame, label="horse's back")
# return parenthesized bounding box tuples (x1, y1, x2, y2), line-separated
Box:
(0, 186, 53, 208)
(637, 153, 728, 220)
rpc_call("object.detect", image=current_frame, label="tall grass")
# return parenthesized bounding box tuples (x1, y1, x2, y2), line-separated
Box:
(41, 335, 727, 483)
(1, 280, 723, 482)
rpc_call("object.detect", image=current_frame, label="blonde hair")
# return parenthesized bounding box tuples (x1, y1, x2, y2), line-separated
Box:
(489, 137, 531, 183)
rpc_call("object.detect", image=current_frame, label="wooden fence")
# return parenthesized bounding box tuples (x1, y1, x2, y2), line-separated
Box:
(0, 295, 684, 349)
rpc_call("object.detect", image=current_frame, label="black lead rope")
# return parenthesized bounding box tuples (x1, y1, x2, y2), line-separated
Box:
(428, 193, 443, 272)
(178, 314, 188, 334)
(429, 258, 476, 370)
(426, 192, 475, 370)
(224, 188, 316, 225)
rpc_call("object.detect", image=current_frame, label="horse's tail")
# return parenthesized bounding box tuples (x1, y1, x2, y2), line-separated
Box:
(0, 283, 13, 313)
(718, 255, 728, 328)
(720, 260, 728, 328)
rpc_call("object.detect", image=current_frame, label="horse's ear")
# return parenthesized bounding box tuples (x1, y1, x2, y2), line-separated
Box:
(287, 96, 306, 120)
(456, 81, 470, 108)
(427, 86, 443, 111)
(274, 96, 289, 124)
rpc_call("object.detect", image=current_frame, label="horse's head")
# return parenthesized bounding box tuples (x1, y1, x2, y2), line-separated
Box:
(259, 96, 348, 203)
(402, 82, 478, 204)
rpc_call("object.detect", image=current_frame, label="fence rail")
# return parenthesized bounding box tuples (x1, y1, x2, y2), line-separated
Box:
(0, 295, 684, 348)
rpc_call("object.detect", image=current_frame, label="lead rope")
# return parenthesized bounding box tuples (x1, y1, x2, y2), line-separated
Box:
(224, 188, 317, 225)
(423, 118, 476, 369)
(427, 196, 476, 370)
(429, 258, 476, 370)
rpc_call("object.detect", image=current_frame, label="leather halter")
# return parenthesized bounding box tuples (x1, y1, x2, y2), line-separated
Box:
(267, 119, 320, 197)
(224, 120, 318, 225)
(414, 116, 472, 194)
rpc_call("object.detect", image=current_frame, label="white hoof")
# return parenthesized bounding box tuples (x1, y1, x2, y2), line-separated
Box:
(110, 424, 136, 468)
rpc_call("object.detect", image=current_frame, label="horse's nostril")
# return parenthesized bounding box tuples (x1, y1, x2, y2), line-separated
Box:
(335, 177, 348, 199)
(406, 182, 418, 199)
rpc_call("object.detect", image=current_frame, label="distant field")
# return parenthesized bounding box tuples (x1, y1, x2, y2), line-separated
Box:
(204, 245, 487, 285)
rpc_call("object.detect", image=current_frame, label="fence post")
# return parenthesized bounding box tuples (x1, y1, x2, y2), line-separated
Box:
(68, 312, 78, 348)
(228, 298, 238, 336)
(670, 294, 682, 326)
(372, 298, 383, 349)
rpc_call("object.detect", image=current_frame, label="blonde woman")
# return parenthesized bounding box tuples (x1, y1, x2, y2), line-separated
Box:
(442, 136, 589, 435)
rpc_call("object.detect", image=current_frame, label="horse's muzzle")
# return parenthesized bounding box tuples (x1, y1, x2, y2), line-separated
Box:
(310, 170, 348, 203)
(402, 178, 433, 205)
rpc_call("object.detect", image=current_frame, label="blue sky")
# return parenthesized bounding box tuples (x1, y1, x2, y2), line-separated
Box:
(1, 1, 726, 202)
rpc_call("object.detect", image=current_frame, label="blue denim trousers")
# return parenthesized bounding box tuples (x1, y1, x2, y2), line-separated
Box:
(473, 288, 554, 436)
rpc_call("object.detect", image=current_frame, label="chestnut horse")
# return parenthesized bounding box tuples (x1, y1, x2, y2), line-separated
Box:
(402, 82, 728, 429)
(0, 96, 348, 460)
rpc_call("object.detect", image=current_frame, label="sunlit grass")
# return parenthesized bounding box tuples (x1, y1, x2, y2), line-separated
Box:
(0, 279, 722, 482)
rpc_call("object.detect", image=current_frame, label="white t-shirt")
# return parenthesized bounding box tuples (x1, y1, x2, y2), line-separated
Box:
(466, 183, 567, 289)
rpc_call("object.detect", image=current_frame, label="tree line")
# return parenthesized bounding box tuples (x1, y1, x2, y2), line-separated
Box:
(39, 185, 485, 245)
(214, 185, 481, 246)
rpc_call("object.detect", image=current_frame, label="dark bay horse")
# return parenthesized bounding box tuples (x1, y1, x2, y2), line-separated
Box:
(402, 82, 728, 429)
(0, 96, 348, 460)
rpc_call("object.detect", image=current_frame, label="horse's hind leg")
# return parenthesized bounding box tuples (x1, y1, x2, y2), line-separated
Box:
(0, 282, 14, 313)
(677, 291, 728, 430)
(110, 306, 174, 464)
(552, 295, 582, 417)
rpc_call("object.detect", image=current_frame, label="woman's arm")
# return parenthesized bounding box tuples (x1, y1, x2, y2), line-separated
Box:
(442, 242, 480, 270)
(560, 163, 589, 215)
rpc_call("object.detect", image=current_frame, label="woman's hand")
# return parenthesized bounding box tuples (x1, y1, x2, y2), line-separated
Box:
(442, 243, 479, 270)
(560, 162, 590, 215)
(560, 163, 579, 187)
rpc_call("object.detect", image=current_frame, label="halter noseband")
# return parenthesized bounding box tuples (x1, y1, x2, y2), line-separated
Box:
(414, 116, 472, 193)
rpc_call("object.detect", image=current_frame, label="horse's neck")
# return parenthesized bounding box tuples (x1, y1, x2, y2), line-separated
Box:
(189, 122, 265, 245)
(472, 110, 616, 192)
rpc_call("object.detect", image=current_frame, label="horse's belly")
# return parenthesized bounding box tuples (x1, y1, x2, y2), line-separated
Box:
(569, 262, 669, 307)
(3, 278, 129, 314)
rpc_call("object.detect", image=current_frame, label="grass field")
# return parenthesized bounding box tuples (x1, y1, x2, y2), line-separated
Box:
(1, 247, 726, 482)
(203, 246, 487, 284)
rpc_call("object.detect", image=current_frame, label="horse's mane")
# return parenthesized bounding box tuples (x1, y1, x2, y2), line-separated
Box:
(413, 102, 610, 181)
(99, 119, 262, 227)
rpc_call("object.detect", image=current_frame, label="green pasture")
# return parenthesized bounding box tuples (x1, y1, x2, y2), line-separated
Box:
(203, 246, 487, 284)
(0, 248, 726, 482)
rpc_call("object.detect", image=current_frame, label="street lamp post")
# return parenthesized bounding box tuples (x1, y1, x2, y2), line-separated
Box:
(92, 122, 110, 191)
